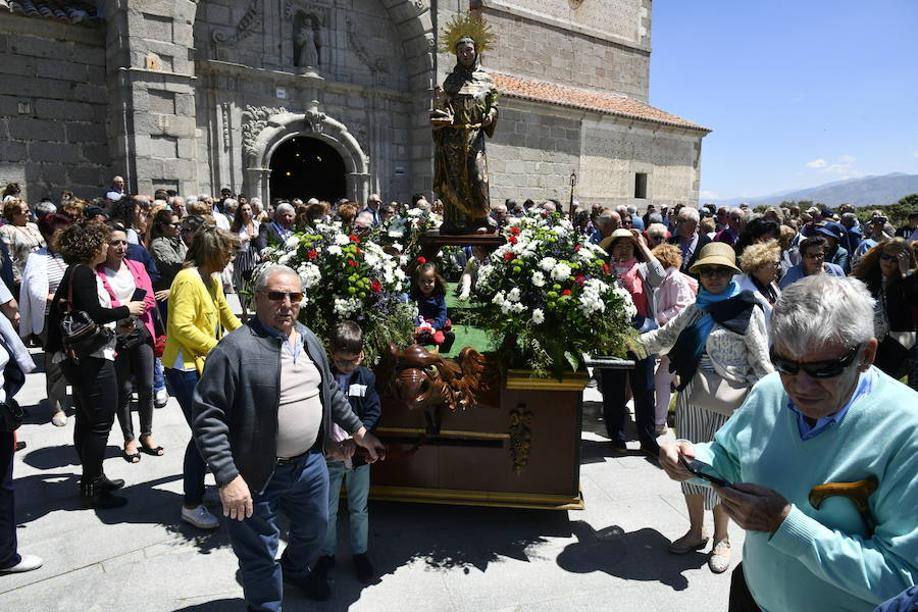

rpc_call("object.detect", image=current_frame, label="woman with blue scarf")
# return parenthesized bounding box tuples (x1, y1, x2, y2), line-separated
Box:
(640, 242, 773, 575)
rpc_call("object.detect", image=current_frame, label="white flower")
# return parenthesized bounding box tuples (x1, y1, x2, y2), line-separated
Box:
(407, 208, 423, 217)
(299, 263, 321, 289)
(333, 297, 360, 318)
(612, 285, 637, 318)
(492, 291, 506, 306)
(539, 257, 557, 272)
(531, 308, 545, 325)
(334, 234, 351, 246)
(511, 302, 527, 314)
(284, 235, 300, 249)
(327, 245, 342, 256)
(392, 242, 403, 252)
(551, 262, 571, 282)
(507, 287, 521, 302)
(278, 253, 292, 265)
(531, 271, 545, 288)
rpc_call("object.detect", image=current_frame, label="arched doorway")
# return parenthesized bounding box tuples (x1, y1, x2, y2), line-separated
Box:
(269, 137, 346, 202)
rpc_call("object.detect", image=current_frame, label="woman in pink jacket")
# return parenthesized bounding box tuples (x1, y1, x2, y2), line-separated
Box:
(650, 243, 698, 434)
(97, 222, 162, 463)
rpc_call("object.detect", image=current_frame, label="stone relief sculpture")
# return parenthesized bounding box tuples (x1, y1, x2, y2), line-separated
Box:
(432, 14, 499, 234)
(294, 12, 321, 70)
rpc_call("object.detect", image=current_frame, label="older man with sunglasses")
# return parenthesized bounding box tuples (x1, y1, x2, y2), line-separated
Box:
(192, 264, 386, 610)
(660, 275, 918, 611)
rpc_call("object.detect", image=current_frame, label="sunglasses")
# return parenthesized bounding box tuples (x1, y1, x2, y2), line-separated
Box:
(770, 345, 860, 379)
(879, 253, 899, 262)
(698, 267, 733, 278)
(262, 290, 304, 303)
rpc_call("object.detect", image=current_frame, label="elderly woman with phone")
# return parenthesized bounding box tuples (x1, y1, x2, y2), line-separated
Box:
(97, 222, 161, 464)
(639, 242, 773, 574)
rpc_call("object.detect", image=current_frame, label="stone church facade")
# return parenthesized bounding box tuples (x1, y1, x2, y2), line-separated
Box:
(0, 0, 709, 210)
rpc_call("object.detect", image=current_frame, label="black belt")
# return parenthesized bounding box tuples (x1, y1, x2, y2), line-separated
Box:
(275, 451, 308, 465)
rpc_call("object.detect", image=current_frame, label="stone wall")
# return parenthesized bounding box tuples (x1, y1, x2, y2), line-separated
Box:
(0, 14, 109, 201)
(487, 98, 703, 210)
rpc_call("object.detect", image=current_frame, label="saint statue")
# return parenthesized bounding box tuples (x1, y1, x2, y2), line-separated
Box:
(432, 15, 499, 234)
(295, 13, 320, 69)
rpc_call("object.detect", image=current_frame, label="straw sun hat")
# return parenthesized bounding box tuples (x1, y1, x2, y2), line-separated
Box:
(598, 228, 636, 253)
(688, 242, 741, 275)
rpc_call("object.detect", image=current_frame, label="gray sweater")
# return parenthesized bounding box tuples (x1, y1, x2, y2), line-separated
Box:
(192, 317, 363, 493)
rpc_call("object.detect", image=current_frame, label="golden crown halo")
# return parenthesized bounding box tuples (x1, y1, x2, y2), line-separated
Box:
(439, 12, 496, 55)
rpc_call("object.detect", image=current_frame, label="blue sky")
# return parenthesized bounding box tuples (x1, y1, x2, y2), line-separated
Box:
(649, 1, 918, 200)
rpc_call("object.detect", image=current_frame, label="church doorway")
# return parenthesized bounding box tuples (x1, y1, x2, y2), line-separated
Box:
(269, 137, 346, 202)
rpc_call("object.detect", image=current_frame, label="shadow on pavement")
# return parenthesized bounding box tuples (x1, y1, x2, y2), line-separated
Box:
(172, 597, 248, 611)
(22, 444, 121, 469)
(557, 521, 707, 591)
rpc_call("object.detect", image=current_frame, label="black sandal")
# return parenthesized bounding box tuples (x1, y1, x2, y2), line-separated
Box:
(122, 449, 141, 463)
(139, 435, 165, 456)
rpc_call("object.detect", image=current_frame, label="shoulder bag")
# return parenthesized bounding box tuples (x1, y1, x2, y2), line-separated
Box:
(59, 265, 115, 360)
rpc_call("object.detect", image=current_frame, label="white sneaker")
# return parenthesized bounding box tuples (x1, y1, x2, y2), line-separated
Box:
(154, 389, 169, 408)
(181, 505, 220, 530)
(0, 554, 43, 574)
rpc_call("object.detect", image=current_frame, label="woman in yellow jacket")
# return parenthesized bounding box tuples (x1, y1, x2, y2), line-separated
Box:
(163, 224, 241, 530)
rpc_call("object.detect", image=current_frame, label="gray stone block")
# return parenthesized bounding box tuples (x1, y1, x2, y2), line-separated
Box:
(66, 122, 107, 144)
(34, 99, 96, 121)
(68, 164, 106, 186)
(35, 58, 87, 82)
(38, 162, 69, 185)
(0, 52, 36, 78)
(0, 141, 27, 162)
(8, 117, 65, 142)
(81, 143, 110, 165)
(28, 141, 81, 163)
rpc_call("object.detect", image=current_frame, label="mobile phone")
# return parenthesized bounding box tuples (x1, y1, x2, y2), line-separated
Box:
(679, 456, 732, 488)
(131, 288, 147, 301)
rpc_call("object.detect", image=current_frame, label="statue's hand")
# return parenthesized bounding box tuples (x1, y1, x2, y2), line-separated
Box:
(481, 114, 493, 128)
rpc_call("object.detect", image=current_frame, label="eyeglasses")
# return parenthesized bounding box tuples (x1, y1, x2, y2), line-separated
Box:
(770, 345, 860, 379)
(698, 267, 733, 278)
(262, 290, 304, 303)
(879, 253, 899, 262)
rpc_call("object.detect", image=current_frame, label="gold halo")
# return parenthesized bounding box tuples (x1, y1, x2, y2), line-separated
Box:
(439, 12, 496, 55)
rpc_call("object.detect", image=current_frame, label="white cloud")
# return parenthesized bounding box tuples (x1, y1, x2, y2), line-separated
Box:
(700, 190, 720, 200)
(912, 151, 918, 158)
(805, 155, 859, 179)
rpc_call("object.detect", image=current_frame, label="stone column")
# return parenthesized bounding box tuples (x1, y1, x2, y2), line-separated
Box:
(245, 167, 272, 207)
(347, 172, 371, 204)
(103, 0, 200, 195)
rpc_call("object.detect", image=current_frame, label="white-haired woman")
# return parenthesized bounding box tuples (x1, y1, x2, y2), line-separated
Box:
(667, 207, 711, 275)
(640, 242, 773, 574)
(734, 239, 782, 330)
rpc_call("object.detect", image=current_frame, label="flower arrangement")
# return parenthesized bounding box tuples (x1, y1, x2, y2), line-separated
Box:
(256, 221, 417, 363)
(378, 203, 442, 261)
(473, 211, 636, 377)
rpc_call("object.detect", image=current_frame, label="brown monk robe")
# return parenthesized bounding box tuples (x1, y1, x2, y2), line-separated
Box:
(432, 37, 499, 235)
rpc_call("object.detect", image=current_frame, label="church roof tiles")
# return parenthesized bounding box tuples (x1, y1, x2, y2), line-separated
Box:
(492, 72, 711, 133)
(0, 0, 101, 25)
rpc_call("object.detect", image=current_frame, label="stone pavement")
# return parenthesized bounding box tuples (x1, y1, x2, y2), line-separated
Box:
(0, 334, 744, 611)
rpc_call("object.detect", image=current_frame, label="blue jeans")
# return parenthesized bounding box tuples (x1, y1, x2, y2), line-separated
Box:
(165, 368, 207, 506)
(320, 462, 370, 556)
(153, 357, 165, 394)
(227, 450, 329, 612)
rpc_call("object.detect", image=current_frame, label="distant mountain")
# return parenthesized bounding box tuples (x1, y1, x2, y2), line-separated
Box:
(710, 173, 918, 207)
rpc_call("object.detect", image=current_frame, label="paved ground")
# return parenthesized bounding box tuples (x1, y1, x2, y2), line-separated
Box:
(1, 309, 744, 611)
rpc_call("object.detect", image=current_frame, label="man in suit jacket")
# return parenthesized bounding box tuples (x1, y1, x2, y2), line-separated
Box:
(255, 202, 296, 252)
(667, 206, 711, 276)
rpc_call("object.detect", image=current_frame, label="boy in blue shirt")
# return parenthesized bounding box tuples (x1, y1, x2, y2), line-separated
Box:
(314, 321, 381, 587)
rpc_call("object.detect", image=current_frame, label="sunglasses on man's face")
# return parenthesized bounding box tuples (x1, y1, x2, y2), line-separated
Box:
(263, 290, 304, 303)
(770, 345, 860, 379)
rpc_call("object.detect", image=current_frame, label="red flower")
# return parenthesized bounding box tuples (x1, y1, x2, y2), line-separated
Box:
(574, 244, 581, 252)
(509, 226, 521, 236)
(307, 249, 318, 260)
(370, 279, 382, 293)
(347, 259, 358, 267)
(349, 234, 360, 243)
(508, 235, 518, 245)
(417, 256, 427, 264)
(355, 246, 363, 255)
(575, 274, 585, 286)
(602, 263, 611, 276)
(562, 289, 572, 296)
(503, 251, 514, 261)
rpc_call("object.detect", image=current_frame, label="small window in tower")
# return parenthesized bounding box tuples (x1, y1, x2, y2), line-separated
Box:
(634, 173, 648, 199)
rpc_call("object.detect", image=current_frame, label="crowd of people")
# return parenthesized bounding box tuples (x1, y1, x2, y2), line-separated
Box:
(0, 178, 915, 611)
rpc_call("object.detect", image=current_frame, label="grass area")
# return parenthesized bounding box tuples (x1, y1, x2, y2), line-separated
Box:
(438, 282, 495, 357)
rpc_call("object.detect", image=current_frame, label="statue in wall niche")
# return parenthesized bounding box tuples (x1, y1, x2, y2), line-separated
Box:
(294, 12, 321, 70)
(432, 13, 499, 235)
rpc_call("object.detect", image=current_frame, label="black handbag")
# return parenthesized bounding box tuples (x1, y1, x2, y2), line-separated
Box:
(116, 317, 150, 351)
(0, 398, 23, 432)
(60, 265, 115, 360)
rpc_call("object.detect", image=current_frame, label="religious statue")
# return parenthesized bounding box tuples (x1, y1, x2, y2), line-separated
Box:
(432, 14, 499, 235)
(294, 13, 320, 70)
